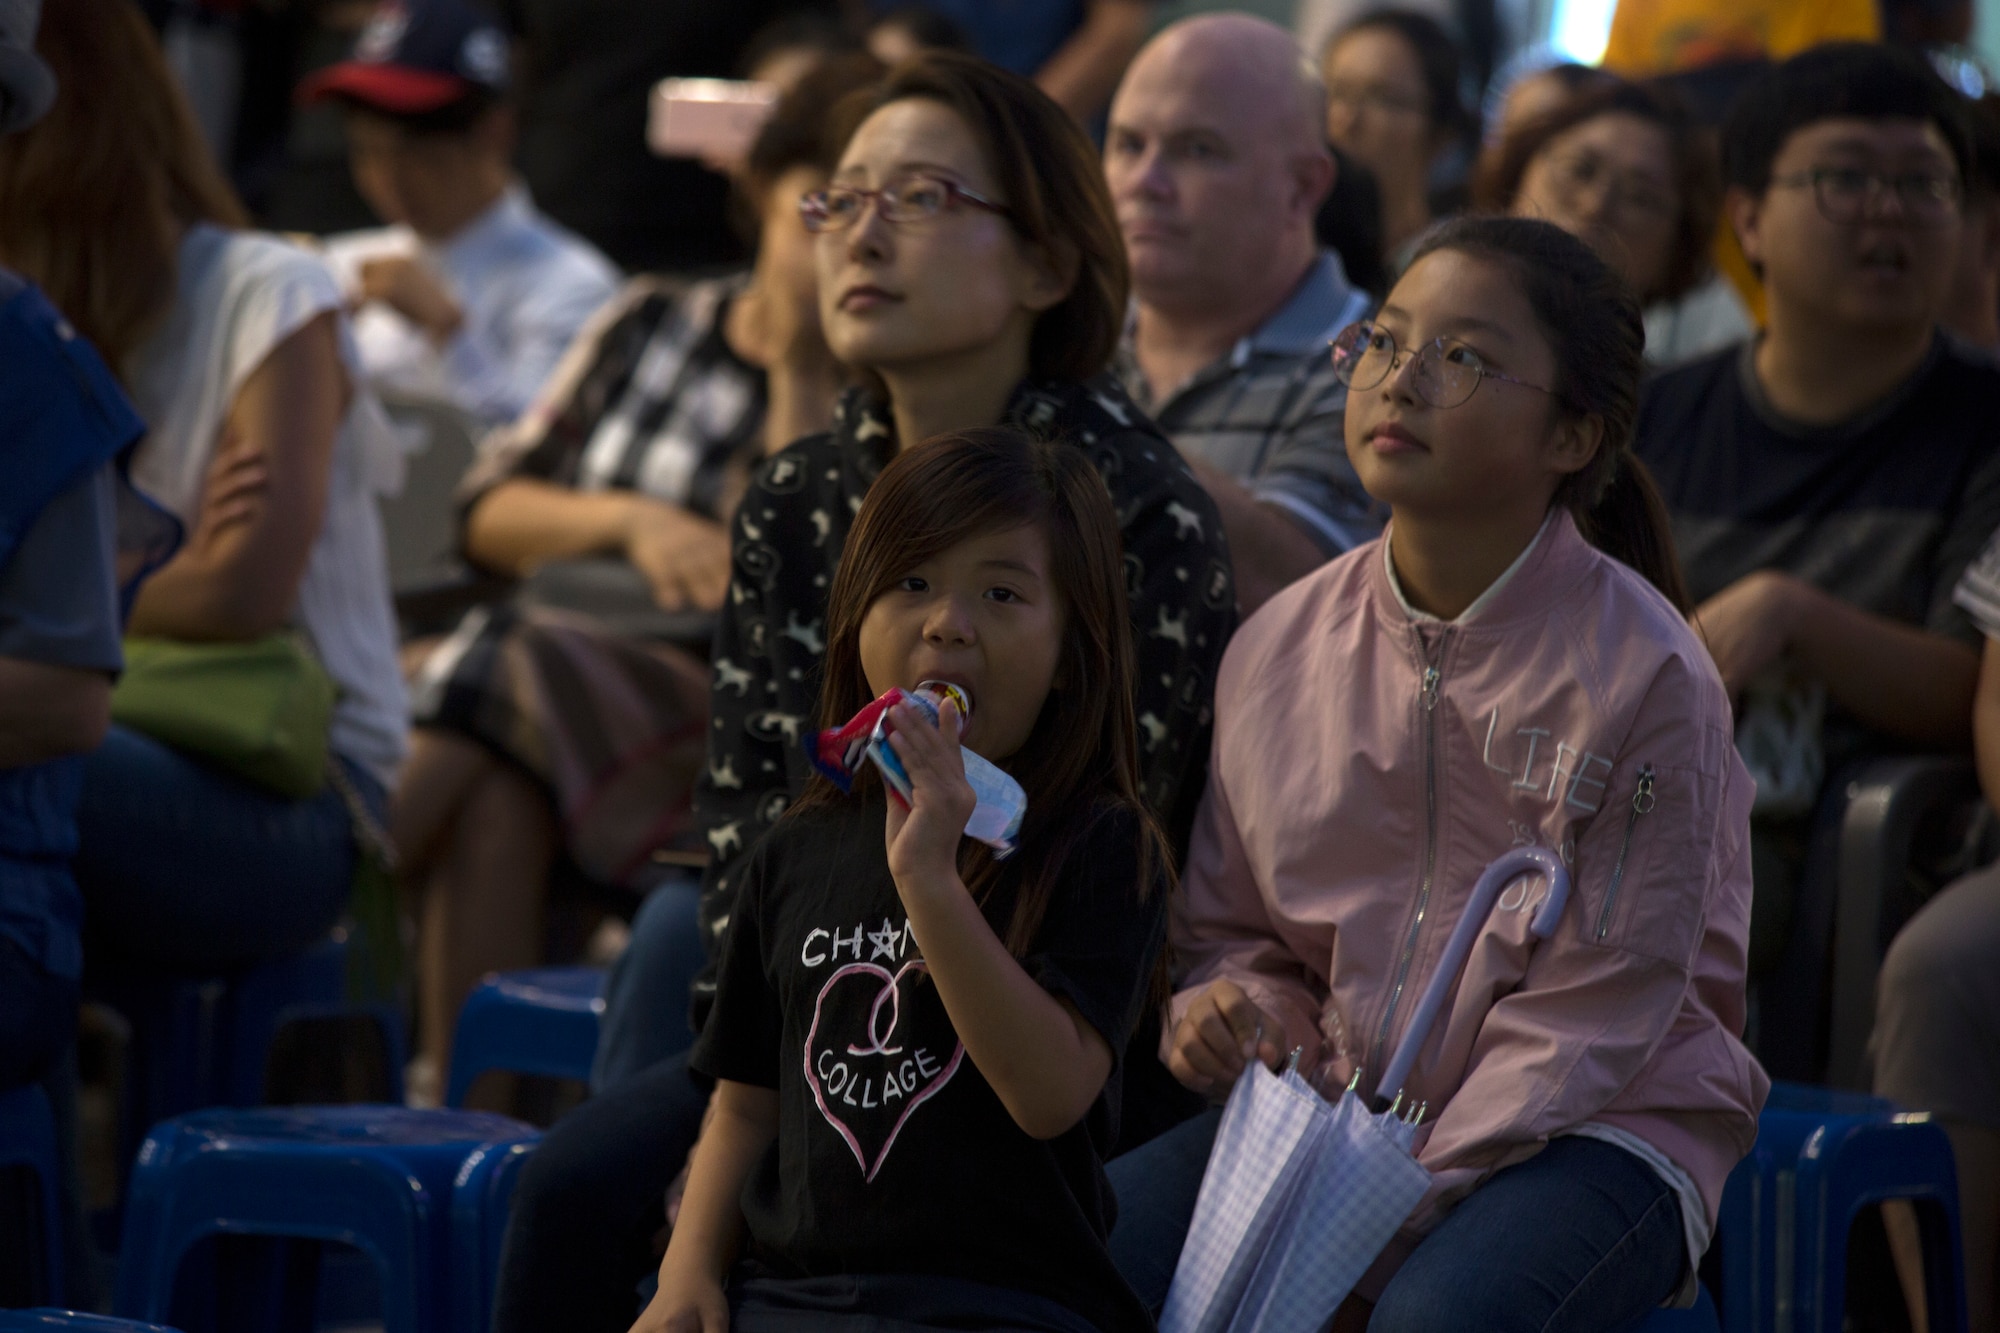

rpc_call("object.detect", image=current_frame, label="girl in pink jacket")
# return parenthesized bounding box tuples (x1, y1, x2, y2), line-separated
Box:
(1109, 216, 1766, 1331)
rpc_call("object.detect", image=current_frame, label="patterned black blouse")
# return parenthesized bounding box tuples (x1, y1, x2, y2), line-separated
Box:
(690, 374, 1236, 1026)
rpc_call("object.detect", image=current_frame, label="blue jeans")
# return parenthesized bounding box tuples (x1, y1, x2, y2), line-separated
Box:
(494, 1051, 712, 1333)
(72, 725, 383, 971)
(592, 874, 704, 1093)
(1107, 1112, 1685, 1332)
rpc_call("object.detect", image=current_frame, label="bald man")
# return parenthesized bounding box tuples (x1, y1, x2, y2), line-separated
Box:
(1107, 14, 1381, 615)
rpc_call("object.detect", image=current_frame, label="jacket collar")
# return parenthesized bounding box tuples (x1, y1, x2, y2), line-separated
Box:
(1371, 507, 1596, 632)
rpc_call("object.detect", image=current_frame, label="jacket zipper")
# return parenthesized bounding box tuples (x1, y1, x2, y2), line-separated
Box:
(1595, 765, 1657, 940)
(1371, 638, 1444, 1077)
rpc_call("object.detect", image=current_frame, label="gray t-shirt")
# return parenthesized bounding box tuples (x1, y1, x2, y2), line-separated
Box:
(0, 463, 121, 673)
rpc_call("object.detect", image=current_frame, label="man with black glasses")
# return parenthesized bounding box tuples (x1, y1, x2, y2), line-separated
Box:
(1634, 44, 2000, 1014)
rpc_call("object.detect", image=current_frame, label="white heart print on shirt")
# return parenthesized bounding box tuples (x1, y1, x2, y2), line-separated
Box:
(803, 959, 964, 1182)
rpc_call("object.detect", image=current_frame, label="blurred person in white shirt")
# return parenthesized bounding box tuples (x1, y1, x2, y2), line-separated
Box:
(305, 0, 618, 427)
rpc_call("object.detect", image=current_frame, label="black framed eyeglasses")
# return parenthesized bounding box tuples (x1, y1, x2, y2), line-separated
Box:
(1770, 166, 1961, 226)
(799, 174, 1010, 234)
(1330, 322, 1554, 409)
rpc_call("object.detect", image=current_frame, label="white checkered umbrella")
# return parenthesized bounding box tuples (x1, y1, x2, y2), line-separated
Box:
(1161, 846, 1571, 1333)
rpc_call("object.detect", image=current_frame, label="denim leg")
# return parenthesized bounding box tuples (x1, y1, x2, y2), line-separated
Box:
(493, 1051, 712, 1333)
(1106, 1105, 1223, 1314)
(0, 940, 88, 1306)
(592, 875, 705, 1093)
(1368, 1136, 1686, 1333)
(72, 726, 359, 970)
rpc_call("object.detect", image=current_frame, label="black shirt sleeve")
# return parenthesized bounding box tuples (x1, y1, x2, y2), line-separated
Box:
(1110, 433, 1235, 856)
(689, 836, 783, 1089)
(691, 435, 841, 1030)
(1019, 806, 1170, 1069)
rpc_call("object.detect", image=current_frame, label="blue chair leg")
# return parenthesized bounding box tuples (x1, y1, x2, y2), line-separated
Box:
(1792, 1114, 1970, 1333)
(449, 1138, 537, 1333)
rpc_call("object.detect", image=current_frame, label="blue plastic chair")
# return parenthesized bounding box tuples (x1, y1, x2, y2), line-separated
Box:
(0, 1082, 64, 1302)
(113, 1105, 537, 1333)
(91, 928, 407, 1178)
(1714, 1082, 1968, 1333)
(0, 1315, 183, 1332)
(444, 967, 604, 1108)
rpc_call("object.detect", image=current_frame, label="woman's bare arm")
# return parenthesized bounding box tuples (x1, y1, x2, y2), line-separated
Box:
(128, 312, 346, 641)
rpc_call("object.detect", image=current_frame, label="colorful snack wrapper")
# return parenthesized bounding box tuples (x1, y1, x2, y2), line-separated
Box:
(808, 682, 1026, 858)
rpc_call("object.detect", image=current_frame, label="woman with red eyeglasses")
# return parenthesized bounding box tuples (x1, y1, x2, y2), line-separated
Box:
(492, 52, 1234, 1333)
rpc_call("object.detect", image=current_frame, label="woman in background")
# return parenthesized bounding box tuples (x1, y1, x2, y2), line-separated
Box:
(394, 55, 882, 1102)
(1477, 76, 1749, 368)
(0, 0, 405, 976)
(1321, 10, 1472, 269)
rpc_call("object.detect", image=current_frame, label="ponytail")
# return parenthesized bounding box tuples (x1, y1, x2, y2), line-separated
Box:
(1408, 216, 1687, 610)
(1575, 455, 1690, 614)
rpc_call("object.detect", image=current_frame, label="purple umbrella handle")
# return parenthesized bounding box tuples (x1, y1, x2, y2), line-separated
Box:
(1373, 845, 1570, 1109)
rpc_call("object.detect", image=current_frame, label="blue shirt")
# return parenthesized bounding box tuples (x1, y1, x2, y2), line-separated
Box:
(0, 271, 153, 979)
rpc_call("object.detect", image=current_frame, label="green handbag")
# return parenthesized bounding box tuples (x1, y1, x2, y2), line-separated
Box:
(111, 634, 337, 799)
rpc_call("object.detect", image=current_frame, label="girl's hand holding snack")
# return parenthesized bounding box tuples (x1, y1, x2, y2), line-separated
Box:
(882, 697, 978, 895)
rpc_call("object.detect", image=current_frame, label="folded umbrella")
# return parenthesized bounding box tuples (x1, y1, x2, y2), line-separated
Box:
(1161, 845, 1571, 1333)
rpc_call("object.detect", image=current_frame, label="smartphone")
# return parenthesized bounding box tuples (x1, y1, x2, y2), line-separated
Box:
(648, 77, 781, 168)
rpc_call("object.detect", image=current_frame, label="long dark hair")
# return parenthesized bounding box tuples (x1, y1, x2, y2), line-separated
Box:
(1407, 215, 1689, 612)
(0, 0, 249, 370)
(796, 428, 1173, 957)
(829, 52, 1128, 383)
(1474, 75, 1720, 304)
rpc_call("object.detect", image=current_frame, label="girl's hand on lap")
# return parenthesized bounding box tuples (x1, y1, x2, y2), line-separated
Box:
(1167, 979, 1284, 1100)
(883, 699, 977, 896)
(629, 1269, 728, 1333)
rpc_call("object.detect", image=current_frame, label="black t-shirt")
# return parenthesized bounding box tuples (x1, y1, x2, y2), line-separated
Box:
(497, 0, 821, 272)
(691, 798, 1167, 1333)
(1636, 336, 2000, 645)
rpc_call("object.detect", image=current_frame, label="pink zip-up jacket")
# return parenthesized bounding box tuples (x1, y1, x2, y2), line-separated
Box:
(1172, 510, 1767, 1253)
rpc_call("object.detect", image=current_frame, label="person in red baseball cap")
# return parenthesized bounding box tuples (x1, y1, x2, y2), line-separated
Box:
(303, 0, 618, 427)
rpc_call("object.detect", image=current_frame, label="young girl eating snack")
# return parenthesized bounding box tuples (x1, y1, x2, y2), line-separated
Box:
(635, 427, 1172, 1333)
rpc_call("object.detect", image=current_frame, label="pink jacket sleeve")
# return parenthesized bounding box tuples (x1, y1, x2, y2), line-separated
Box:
(1167, 754, 1329, 1068)
(1408, 653, 1755, 1232)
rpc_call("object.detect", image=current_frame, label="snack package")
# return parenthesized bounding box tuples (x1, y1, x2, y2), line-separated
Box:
(808, 682, 1026, 858)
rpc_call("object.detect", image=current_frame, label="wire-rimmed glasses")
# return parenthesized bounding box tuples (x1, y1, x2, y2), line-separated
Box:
(1770, 166, 1961, 227)
(1329, 322, 1555, 409)
(799, 173, 1010, 234)
(1538, 149, 1677, 223)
